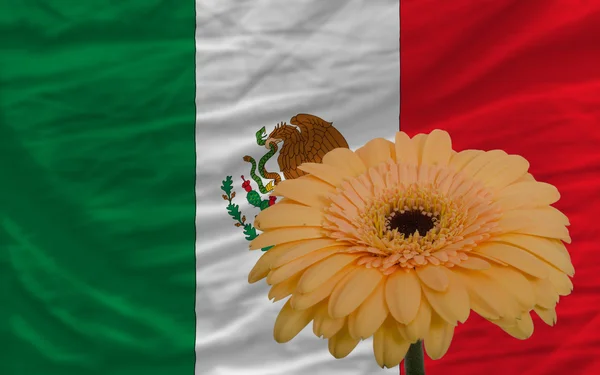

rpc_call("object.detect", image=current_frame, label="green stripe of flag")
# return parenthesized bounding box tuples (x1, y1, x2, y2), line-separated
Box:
(0, 2, 196, 374)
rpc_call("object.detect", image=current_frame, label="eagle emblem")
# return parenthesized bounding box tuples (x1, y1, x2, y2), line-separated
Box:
(265, 114, 349, 179)
(221, 114, 348, 250)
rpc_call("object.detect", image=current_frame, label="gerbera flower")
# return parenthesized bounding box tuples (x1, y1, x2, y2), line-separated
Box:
(248, 130, 574, 368)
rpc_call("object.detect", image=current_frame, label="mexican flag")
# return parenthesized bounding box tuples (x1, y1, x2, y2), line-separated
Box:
(1, 1, 598, 375)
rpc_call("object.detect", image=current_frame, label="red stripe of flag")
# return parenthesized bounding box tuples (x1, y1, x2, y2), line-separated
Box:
(400, 1, 600, 374)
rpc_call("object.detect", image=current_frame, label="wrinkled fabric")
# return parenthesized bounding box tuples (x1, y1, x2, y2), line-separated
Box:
(196, 1, 399, 374)
(0, 2, 196, 375)
(401, 1, 600, 374)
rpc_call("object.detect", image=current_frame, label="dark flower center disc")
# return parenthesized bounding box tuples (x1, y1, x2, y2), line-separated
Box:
(387, 210, 435, 237)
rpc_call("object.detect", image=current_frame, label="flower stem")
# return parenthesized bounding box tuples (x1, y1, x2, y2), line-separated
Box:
(404, 341, 425, 375)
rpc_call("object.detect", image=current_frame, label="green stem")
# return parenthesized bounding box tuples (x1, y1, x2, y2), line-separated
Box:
(404, 341, 425, 375)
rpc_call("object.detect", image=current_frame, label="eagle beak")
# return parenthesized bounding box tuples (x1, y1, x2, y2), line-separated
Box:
(265, 138, 281, 148)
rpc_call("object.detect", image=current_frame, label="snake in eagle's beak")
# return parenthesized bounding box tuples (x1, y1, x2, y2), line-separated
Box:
(265, 137, 283, 149)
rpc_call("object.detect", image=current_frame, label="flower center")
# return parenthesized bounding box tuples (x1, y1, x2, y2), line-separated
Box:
(386, 210, 436, 237)
(321, 161, 503, 274)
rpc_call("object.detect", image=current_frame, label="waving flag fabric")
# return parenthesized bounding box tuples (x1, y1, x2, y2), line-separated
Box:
(1, 2, 196, 375)
(2, 1, 599, 375)
(401, 1, 600, 374)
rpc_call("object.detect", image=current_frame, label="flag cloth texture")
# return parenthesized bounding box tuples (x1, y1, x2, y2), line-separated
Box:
(401, 1, 600, 374)
(2, 1, 599, 375)
(0, 2, 196, 375)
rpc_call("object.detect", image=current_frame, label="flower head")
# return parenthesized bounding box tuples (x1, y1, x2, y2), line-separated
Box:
(248, 130, 574, 368)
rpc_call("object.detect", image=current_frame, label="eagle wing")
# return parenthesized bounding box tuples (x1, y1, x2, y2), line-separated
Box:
(290, 113, 349, 164)
(277, 140, 306, 180)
